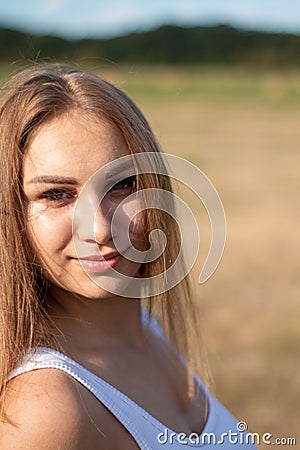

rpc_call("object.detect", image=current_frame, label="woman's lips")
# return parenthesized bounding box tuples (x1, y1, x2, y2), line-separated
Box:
(75, 253, 121, 273)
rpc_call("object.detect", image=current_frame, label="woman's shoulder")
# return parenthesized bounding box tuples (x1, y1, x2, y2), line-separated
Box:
(1, 368, 113, 449)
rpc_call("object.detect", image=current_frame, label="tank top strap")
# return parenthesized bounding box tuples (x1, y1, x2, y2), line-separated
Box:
(8, 346, 156, 449)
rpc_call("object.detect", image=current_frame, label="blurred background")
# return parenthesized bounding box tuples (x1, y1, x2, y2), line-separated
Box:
(0, 1, 299, 447)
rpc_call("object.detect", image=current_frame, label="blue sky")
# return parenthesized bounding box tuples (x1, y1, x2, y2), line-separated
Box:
(0, 0, 300, 39)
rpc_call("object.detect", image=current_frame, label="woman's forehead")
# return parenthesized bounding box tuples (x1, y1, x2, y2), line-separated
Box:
(22, 111, 129, 185)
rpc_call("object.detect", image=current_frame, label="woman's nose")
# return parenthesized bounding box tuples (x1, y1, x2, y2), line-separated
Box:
(74, 193, 112, 245)
(93, 202, 112, 245)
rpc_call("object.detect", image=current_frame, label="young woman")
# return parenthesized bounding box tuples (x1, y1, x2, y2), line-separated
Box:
(0, 64, 257, 449)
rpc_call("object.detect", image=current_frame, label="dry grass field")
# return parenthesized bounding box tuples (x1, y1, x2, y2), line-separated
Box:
(1, 63, 299, 447)
(106, 65, 299, 448)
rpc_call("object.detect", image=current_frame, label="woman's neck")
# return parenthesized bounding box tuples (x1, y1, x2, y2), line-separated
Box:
(46, 285, 147, 356)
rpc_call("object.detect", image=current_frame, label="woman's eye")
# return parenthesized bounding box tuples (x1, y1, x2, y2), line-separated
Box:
(39, 188, 77, 206)
(109, 176, 136, 195)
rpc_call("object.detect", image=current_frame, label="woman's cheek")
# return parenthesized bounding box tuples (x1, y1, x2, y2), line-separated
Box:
(27, 203, 73, 255)
(128, 212, 148, 251)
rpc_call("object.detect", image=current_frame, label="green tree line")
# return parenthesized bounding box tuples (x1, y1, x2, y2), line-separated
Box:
(1, 24, 300, 65)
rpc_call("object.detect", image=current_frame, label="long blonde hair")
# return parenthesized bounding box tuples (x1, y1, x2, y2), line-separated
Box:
(0, 63, 207, 421)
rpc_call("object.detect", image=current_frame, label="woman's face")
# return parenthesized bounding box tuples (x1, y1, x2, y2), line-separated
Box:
(22, 110, 147, 299)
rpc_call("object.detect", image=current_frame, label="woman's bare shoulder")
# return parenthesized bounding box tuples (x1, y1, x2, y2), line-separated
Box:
(0, 368, 116, 449)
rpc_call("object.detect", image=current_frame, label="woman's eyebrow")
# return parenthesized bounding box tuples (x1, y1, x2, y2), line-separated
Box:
(26, 175, 78, 185)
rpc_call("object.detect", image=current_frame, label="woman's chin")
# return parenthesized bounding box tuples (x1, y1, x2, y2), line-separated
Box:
(48, 273, 138, 301)
(45, 257, 144, 301)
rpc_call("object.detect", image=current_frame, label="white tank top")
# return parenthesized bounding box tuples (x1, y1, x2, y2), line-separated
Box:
(8, 316, 257, 449)
(8, 309, 256, 450)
